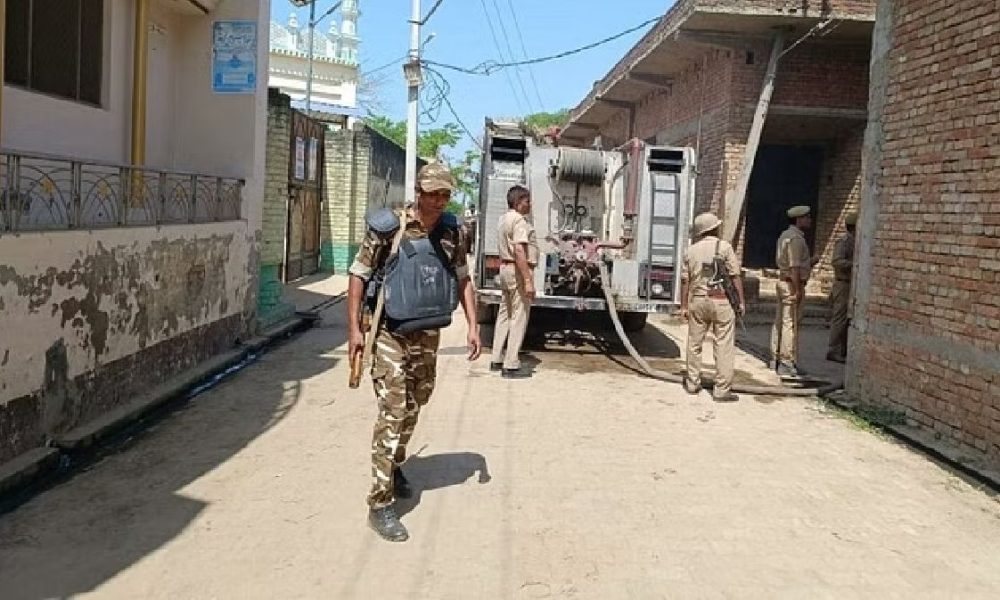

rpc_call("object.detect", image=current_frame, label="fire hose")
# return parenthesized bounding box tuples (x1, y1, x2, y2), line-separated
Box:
(597, 262, 842, 397)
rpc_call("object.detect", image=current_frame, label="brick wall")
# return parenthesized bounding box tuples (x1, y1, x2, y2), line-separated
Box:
(259, 90, 294, 326)
(597, 37, 868, 291)
(322, 125, 371, 272)
(850, 0, 1000, 466)
(321, 125, 419, 272)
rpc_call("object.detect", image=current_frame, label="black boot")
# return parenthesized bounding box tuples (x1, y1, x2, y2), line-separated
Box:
(368, 505, 409, 542)
(394, 468, 413, 499)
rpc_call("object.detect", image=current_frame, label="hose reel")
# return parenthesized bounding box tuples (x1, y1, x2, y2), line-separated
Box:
(556, 148, 605, 186)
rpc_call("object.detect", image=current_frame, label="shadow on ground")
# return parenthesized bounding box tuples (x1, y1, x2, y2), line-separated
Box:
(0, 305, 348, 600)
(395, 452, 492, 519)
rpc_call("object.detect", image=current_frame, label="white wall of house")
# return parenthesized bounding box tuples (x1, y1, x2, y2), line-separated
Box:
(0, 222, 256, 405)
(0, 0, 270, 229)
(1, 1, 134, 163)
(0, 0, 271, 460)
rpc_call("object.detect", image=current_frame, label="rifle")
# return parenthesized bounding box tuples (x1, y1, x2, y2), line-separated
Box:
(349, 169, 398, 389)
(712, 239, 746, 334)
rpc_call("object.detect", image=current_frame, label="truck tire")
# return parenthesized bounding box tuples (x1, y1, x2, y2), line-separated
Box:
(619, 311, 647, 333)
(477, 303, 498, 325)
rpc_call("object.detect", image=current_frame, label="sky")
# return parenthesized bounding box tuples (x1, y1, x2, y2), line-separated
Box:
(271, 0, 674, 162)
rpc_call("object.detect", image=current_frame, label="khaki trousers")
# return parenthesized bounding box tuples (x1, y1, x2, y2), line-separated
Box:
(827, 280, 850, 358)
(491, 264, 532, 370)
(686, 297, 736, 397)
(770, 280, 803, 365)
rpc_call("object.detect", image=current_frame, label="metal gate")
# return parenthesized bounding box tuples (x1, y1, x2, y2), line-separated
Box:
(285, 110, 325, 281)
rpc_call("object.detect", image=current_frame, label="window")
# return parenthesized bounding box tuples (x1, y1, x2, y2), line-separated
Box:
(4, 0, 104, 105)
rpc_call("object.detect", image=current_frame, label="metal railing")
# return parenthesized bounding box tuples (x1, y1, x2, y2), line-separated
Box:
(0, 151, 244, 232)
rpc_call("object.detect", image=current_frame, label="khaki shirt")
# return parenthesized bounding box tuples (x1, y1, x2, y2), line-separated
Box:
(681, 235, 740, 297)
(497, 210, 538, 267)
(831, 232, 854, 281)
(349, 208, 469, 281)
(775, 225, 811, 279)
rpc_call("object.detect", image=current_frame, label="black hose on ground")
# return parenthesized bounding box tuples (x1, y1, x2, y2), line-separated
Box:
(597, 262, 841, 398)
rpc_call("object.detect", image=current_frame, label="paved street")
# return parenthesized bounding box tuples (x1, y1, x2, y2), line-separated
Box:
(1, 276, 999, 599)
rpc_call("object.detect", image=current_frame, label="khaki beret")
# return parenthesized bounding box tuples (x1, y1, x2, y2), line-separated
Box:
(787, 205, 811, 218)
(844, 211, 858, 226)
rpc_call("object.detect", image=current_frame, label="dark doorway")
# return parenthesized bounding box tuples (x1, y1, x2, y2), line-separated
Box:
(743, 145, 824, 268)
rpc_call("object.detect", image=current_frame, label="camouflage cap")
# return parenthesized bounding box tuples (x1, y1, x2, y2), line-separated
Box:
(787, 205, 811, 218)
(417, 162, 455, 193)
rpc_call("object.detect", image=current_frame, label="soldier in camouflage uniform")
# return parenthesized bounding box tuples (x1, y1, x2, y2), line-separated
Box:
(347, 162, 482, 543)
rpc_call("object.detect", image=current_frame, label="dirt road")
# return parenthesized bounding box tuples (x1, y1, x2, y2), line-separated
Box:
(1, 290, 999, 599)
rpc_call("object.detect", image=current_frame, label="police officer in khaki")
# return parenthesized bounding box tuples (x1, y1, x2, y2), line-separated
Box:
(347, 162, 482, 543)
(680, 212, 745, 402)
(490, 185, 538, 378)
(827, 210, 857, 363)
(771, 205, 818, 377)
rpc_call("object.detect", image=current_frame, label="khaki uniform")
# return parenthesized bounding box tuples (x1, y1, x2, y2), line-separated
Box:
(770, 225, 811, 366)
(681, 235, 740, 398)
(827, 231, 854, 358)
(349, 208, 468, 509)
(491, 210, 538, 370)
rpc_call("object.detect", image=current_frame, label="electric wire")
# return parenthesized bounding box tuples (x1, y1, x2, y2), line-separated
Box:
(778, 18, 841, 60)
(489, 0, 537, 112)
(424, 66, 482, 149)
(504, 0, 546, 111)
(420, 0, 446, 25)
(477, 0, 529, 112)
(424, 16, 660, 75)
(361, 55, 407, 77)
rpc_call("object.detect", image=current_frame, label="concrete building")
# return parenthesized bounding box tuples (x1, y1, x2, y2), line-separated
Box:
(850, 0, 1000, 468)
(561, 0, 876, 294)
(0, 1, 270, 470)
(268, 0, 361, 126)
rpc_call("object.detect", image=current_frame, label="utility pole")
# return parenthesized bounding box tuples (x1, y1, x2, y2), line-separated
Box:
(293, 0, 343, 114)
(403, 0, 422, 206)
(305, 0, 316, 113)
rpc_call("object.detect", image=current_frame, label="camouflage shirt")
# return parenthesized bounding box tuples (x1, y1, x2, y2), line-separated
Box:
(349, 208, 470, 281)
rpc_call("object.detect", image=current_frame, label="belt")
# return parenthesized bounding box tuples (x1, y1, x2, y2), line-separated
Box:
(500, 259, 537, 268)
(707, 289, 728, 299)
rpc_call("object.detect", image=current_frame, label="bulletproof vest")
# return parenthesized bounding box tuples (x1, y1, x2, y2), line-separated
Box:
(366, 209, 459, 335)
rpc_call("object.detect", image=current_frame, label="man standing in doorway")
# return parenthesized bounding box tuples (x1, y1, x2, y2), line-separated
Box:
(679, 212, 745, 402)
(347, 162, 482, 543)
(490, 185, 538, 379)
(827, 210, 857, 363)
(771, 205, 817, 377)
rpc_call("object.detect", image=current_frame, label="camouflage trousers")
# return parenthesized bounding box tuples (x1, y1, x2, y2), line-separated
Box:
(367, 327, 440, 509)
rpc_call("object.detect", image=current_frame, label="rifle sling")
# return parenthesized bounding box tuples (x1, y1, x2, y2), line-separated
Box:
(361, 216, 407, 369)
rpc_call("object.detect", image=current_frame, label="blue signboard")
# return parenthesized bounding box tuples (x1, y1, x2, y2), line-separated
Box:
(212, 21, 257, 94)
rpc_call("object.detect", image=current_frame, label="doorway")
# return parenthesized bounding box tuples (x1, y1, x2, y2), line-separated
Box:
(285, 110, 325, 281)
(743, 145, 824, 268)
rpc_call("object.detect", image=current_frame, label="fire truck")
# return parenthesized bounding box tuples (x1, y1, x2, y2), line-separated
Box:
(474, 119, 698, 331)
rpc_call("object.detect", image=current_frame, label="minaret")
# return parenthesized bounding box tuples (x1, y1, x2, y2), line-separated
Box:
(339, 0, 359, 64)
(287, 12, 300, 51)
(327, 20, 340, 60)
